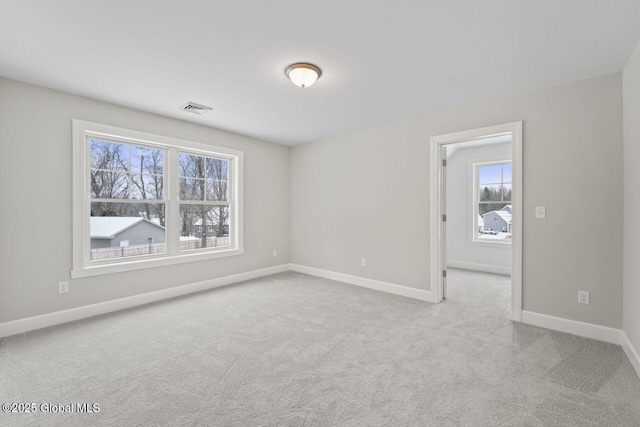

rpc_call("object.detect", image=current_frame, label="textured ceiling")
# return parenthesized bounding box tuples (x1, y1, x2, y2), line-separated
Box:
(2, 0, 640, 145)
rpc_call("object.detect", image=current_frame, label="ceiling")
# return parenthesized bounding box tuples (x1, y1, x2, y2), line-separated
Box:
(2, 1, 640, 146)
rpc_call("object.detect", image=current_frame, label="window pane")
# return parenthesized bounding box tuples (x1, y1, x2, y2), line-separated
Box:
(90, 202, 166, 261)
(131, 174, 164, 200)
(502, 164, 512, 183)
(90, 139, 129, 172)
(478, 184, 503, 202)
(478, 163, 512, 186)
(179, 153, 206, 178)
(91, 139, 165, 201)
(206, 157, 228, 201)
(478, 202, 512, 241)
(179, 153, 229, 201)
(179, 204, 230, 251)
(179, 178, 205, 200)
(479, 184, 512, 202)
(206, 158, 228, 181)
(130, 146, 164, 174)
(501, 184, 512, 202)
(478, 202, 510, 216)
(91, 171, 129, 199)
(478, 165, 504, 185)
(206, 178, 228, 201)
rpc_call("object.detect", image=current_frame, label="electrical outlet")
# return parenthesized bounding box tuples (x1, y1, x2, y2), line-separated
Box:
(273, 249, 278, 258)
(361, 258, 366, 268)
(58, 281, 69, 294)
(578, 290, 590, 305)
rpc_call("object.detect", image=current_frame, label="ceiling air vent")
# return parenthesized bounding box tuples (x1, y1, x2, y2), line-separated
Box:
(180, 102, 213, 115)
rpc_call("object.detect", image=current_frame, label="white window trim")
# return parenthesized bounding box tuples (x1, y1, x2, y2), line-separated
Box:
(470, 159, 512, 247)
(71, 120, 244, 278)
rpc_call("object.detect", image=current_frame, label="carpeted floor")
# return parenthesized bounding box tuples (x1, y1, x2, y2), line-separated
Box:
(1, 269, 639, 426)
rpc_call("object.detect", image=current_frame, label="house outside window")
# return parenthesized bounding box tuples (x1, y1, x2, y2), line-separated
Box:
(72, 120, 244, 278)
(473, 161, 511, 243)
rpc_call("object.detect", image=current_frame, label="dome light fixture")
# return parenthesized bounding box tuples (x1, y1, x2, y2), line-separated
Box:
(285, 63, 322, 88)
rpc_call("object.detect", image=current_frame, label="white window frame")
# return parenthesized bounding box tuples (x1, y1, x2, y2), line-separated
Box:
(471, 160, 512, 246)
(72, 120, 244, 278)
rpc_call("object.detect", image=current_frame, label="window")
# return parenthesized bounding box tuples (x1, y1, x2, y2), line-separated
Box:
(473, 161, 511, 243)
(179, 153, 229, 251)
(72, 120, 243, 278)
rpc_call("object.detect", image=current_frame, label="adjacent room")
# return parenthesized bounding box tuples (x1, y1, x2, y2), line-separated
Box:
(443, 135, 514, 319)
(2, 1, 640, 425)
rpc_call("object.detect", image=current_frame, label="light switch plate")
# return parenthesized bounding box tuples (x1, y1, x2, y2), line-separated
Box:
(535, 206, 546, 219)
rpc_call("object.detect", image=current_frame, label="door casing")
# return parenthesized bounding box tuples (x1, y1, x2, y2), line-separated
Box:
(429, 122, 523, 321)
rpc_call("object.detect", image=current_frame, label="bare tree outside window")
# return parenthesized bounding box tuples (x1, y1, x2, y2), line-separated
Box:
(90, 140, 165, 222)
(179, 153, 230, 251)
(130, 146, 165, 225)
(89, 139, 166, 259)
(74, 120, 243, 276)
(90, 140, 130, 216)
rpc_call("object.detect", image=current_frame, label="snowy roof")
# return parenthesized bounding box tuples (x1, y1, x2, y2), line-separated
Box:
(194, 217, 218, 226)
(483, 210, 512, 223)
(90, 217, 164, 239)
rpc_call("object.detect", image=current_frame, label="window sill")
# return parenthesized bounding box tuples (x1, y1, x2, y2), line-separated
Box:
(469, 239, 512, 248)
(71, 247, 244, 279)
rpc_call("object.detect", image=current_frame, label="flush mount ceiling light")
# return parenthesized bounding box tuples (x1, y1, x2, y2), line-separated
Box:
(285, 63, 322, 88)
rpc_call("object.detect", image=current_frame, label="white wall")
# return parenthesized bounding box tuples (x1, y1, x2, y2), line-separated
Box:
(446, 143, 512, 275)
(291, 73, 623, 328)
(623, 41, 640, 355)
(0, 70, 628, 332)
(0, 77, 290, 324)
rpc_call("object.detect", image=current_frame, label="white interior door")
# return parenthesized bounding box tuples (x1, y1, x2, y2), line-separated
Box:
(442, 145, 447, 300)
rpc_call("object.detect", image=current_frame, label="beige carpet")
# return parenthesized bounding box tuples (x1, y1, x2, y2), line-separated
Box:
(1, 269, 639, 426)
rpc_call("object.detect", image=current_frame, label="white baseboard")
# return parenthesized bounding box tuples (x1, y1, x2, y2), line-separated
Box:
(0, 263, 432, 339)
(290, 264, 434, 303)
(0, 264, 290, 339)
(447, 260, 511, 275)
(5, 262, 636, 380)
(521, 310, 622, 345)
(621, 332, 640, 379)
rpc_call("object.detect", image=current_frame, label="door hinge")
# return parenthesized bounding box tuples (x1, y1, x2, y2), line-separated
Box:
(442, 159, 447, 167)
(442, 214, 447, 222)
(442, 269, 447, 278)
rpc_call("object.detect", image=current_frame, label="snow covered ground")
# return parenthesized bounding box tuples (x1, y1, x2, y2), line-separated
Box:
(477, 232, 511, 241)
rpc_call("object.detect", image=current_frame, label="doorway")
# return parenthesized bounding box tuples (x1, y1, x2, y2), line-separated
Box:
(429, 122, 523, 321)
